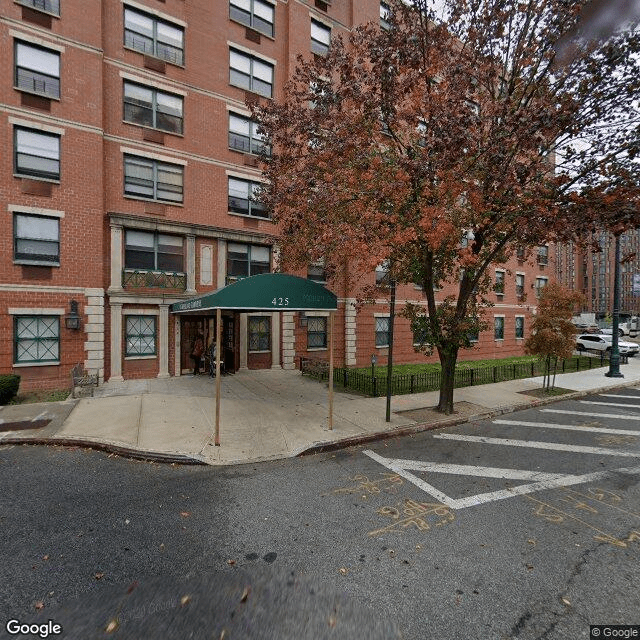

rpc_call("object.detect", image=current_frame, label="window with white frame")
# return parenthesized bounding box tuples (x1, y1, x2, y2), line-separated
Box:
(248, 316, 271, 351)
(375, 316, 390, 347)
(124, 230, 183, 272)
(307, 316, 327, 349)
(494, 270, 505, 294)
(14, 41, 60, 99)
(124, 154, 183, 203)
(494, 316, 504, 340)
(537, 245, 549, 265)
(535, 276, 548, 297)
(125, 316, 156, 356)
(14, 315, 60, 364)
(380, 1, 391, 29)
(124, 7, 184, 65)
(307, 262, 326, 283)
(123, 81, 183, 135)
(516, 273, 525, 297)
(14, 213, 60, 265)
(228, 177, 268, 218)
(226, 243, 270, 282)
(515, 316, 524, 339)
(375, 260, 390, 285)
(14, 127, 60, 181)
(229, 48, 273, 98)
(17, 0, 60, 15)
(228, 112, 269, 155)
(311, 20, 331, 56)
(229, 0, 274, 37)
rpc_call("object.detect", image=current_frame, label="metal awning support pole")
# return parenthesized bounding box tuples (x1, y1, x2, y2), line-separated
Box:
(328, 310, 334, 430)
(215, 307, 222, 446)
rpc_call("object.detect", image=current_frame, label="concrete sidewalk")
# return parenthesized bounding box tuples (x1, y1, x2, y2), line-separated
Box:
(2, 358, 640, 465)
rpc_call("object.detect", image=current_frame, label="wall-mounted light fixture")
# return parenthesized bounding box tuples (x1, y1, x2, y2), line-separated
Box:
(299, 311, 308, 327)
(65, 300, 81, 330)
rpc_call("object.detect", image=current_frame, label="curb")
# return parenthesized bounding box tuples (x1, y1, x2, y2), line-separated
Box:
(2, 378, 639, 465)
(297, 378, 640, 456)
(0, 436, 207, 465)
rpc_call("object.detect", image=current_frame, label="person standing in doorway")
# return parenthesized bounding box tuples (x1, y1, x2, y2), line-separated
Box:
(191, 331, 204, 375)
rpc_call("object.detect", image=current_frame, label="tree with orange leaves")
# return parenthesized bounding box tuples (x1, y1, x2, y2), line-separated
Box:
(252, 0, 640, 413)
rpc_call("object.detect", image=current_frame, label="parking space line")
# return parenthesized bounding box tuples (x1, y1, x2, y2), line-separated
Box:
(600, 394, 640, 399)
(493, 419, 640, 436)
(580, 400, 640, 409)
(432, 433, 640, 457)
(541, 409, 640, 421)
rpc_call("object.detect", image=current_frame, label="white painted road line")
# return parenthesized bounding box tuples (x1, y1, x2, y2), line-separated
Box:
(541, 409, 640, 421)
(601, 394, 640, 399)
(580, 400, 640, 409)
(431, 433, 640, 457)
(493, 419, 640, 436)
(362, 450, 640, 510)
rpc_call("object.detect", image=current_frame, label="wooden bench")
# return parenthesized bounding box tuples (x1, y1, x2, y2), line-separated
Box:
(70, 363, 99, 398)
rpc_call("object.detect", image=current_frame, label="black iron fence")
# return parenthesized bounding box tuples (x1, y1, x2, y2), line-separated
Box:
(300, 353, 626, 397)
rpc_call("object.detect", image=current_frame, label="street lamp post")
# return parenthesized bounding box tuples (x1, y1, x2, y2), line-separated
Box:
(385, 278, 396, 423)
(605, 232, 624, 378)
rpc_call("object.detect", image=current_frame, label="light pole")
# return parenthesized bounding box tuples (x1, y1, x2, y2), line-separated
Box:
(370, 353, 377, 380)
(605, 232, 624, 378)
(385, 278, 396, 422)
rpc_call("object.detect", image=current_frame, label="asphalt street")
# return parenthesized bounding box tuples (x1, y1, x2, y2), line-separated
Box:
(1, 389, 639, 639)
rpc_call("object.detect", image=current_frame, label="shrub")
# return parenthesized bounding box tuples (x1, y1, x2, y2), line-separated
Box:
(0, 375, 20, 405)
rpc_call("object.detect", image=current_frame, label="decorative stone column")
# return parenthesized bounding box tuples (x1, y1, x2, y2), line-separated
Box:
(217, 239, 226, 288)
(158, 304, 170, 378)
(174, 317, 181, 376)
(271, 312, 281, 369)
(186, 234, 196, 294)
(110, 224, 123, 292)
(239, 313, 248, 369)
(109, 302, 123, 381)
(84, 288, 105, 382)
(282, 311, 295, 369)
(344, 299, 357, 366)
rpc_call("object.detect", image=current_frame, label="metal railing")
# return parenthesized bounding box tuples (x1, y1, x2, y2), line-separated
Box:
(122, 269, 186, 289)
(301, 354, 626, 397)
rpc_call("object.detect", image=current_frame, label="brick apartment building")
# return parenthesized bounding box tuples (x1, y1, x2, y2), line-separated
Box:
(1, 0, 554, 391)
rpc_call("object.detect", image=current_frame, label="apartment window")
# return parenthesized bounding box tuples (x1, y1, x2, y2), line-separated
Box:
(228, 177, 268, 218)
(376, 260, 390, 285)
(375, 316, 390, 347)
(413, 323, 429, 346)
(307, 316, 327, 349)
(535, 277, 548, 297)
(380, 1, 391, 29)
(124, 7, 184, 65)
(468, 327, 479, 343)
(14, 41, 60, 99)
(494, 316, 504, 340)
(311, 20, 331, 56)
(227, 243, 270, 281)
(228, 113, 269, 155)
(14, 127, 60, 181)
(248, 316, 271, 351)
(124, 230, 183, 271)
(230, 48, 273, 98)
(229, 0, 274, 38)
(17, 0, 60, 15)
(125, 316, 156, 356)
(494, 270, 505, 294)
(14, 316, 59, 364)
(537, 245, 549, 265)
(516, 274, 525, 297)
(124, 155, 183, 204)
(515, 316, 524, 339)
(307, 263, 326, 283)
(14, 213, 60, 265)
(123, 82, 183, 135)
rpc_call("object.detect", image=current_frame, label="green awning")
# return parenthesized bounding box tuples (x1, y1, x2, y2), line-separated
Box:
(170, 273, 337, 313)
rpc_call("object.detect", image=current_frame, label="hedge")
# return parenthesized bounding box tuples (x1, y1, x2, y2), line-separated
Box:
(0, 375, 20, 405)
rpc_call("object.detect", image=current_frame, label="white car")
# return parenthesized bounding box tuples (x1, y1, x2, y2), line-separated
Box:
(576, 334, 639, 356)
(599, 326, 630, 337)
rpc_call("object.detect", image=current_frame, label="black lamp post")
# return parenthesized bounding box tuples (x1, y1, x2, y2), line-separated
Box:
(385, 278, 396, 423)
(605, 233, 624, 378)
(370, 353, 377, 379)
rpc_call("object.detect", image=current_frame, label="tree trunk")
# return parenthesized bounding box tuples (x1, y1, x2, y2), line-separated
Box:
(437, 346, 459, 414)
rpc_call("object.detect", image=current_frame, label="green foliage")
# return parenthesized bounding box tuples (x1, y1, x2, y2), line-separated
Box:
(0, 375, 20, 405)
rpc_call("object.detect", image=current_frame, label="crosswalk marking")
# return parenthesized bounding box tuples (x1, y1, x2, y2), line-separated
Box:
(541, 409, 640, 421)
(580, 400, 640, 409)
(362, 449, 640, 510)
(492, 419, 639, 436)
(432, 433, 640, 457)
